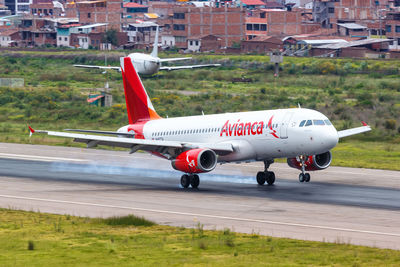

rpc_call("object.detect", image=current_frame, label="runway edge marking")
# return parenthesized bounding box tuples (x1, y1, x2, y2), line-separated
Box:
(0, 194, 399, 238)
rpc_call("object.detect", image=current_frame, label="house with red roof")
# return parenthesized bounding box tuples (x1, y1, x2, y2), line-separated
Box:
(236, 0, 265, 9)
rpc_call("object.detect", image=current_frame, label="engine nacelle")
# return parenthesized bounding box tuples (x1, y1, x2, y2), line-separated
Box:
(171, 148, 217, 173)
(287, 151, 332, 171)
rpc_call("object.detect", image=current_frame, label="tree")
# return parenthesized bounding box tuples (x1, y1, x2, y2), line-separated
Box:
(103, 29, 118, 46)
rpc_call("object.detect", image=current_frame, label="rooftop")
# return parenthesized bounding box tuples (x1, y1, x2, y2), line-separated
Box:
(337, 23, 367, 30)
(241, 0, 265, 6)
(123, 2, 147, 8)
(317, 38, 392, 49)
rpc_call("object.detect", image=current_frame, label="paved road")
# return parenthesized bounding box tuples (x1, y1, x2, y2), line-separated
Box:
(0, 143, 399, 249)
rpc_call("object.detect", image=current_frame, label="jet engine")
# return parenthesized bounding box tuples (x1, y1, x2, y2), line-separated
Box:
(287, 151, 332, 171)
(171, 148, 217, 173)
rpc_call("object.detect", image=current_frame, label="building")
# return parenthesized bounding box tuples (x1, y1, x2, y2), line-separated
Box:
(337, 22, 368, 38)
(0, 29, 19, 46)
(246, 8, 321, 39)
(310, 38, 392, 58)
(126, 21, 157, 43)
(241, 35, 283, 53)
(30, 0, 64, 17)
(385, 11, 400, 50)
(312, 0, 335, 28)
(77, 0, 123, 31)
(166, 5, 245, 49)
(187, 34, 222, 52)
(56, 23, 81, 47)
(69, 23, 107, 49)
(18, 17, 57, 46)
(236, 0, 265, 9)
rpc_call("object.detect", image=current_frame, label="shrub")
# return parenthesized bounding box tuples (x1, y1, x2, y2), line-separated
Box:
(384, 119, 396, 130)
(27, 240, 35, 250)
(102, 214, 155, 226)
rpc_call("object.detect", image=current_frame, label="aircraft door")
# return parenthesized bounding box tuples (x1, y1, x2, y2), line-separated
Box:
(280, 112, 294, 139)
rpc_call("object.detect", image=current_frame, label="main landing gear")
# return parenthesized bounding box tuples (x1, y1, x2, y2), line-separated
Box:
(298, 155, 311, 183)
(256, 160, 275, 186)
(180, 174, 200, 189)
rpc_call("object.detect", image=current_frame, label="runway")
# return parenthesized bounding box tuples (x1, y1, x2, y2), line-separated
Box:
(0, 142, 399, 249)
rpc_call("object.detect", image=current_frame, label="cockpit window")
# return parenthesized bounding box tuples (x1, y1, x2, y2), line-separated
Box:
(313, 119, 325, 126)
(299, 120, 306, 127)
(324, 119, 332, 125)
(305, 120, 312, 126)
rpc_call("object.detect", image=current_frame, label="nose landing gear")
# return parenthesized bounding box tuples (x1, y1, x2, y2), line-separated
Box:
(181, 174, 200, 189)
(256, 160, 275, 186)
(298, 155, 311, 183)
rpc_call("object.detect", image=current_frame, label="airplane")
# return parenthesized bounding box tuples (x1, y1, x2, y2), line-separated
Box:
(29, 57, 371, 189)
(74, 26, 221, 75)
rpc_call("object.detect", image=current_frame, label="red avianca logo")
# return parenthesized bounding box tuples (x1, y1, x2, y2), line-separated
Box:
(220, 116, 279, 138)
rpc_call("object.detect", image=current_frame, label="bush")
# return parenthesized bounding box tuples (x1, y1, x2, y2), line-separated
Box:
(27, 240, 35, 250)
(385, 119, 396, 130)
(101, 214, 155, 227)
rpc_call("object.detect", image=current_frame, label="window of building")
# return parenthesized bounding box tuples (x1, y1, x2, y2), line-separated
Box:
(173, 24, 185, 31)
(195, 40, 199, 46)
(254, 24, 260, 31)
(88, 13, 91, 18)
(65, 37, 67, 41)
(189, 40, 193, 45)
(386, 25, 391, 32)
(261, 24, 267, 31)
(59, 37, 62, 41)
(328, 7, 334, 13)
(246, 24, 252, 31)
(175, 36, 186, 43)
(396, 25, 400, 33)
(173, 13, 185, 19)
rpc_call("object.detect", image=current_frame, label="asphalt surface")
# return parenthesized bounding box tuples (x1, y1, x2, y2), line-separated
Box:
(0, 142, 399, 250)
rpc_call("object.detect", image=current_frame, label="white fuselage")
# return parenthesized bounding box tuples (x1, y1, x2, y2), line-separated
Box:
(128, 53, 160, 75)
(118, 108, 339, 162)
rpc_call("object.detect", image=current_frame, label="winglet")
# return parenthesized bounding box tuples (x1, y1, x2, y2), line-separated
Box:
(361, 121, 368, 126)
(28, 125, 35, 137)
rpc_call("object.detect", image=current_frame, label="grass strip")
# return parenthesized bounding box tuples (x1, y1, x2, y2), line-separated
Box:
(0, 209, 399, 266)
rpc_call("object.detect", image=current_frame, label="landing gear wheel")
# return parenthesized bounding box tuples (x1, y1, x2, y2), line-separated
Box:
(181, 174, 190, 188)
(256, 172, 266, 185)
(299, 173, 305, 183)
(266, 172, 275, 185)
(190, 174, 200, 189)
(304, 173, 311, 182)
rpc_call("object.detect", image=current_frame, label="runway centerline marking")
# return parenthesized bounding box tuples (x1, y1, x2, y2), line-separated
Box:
(0, 194, 399, 238)
(0, 153, 88, 162)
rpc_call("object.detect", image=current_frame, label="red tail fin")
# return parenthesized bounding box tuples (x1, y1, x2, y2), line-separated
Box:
(120, 57, 161, 124)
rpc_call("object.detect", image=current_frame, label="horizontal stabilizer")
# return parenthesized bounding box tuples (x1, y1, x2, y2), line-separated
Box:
(160, 64, 221, 71)
(158, 57, 192, 63)
(74, 64, 120, 70)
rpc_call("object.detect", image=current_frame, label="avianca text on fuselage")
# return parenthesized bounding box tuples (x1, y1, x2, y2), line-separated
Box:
(219, 116, 279, 139)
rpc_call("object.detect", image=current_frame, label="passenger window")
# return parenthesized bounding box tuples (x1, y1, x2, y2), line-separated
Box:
(313, 120, 325, 126)
(305, 120, 312, 126)
(324, 120, 332, 125)
(299, 120, 306, 127)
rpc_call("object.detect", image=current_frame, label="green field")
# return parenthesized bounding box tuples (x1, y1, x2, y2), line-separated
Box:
(0, 208, 399, 266)
(0, 51, 399, 170)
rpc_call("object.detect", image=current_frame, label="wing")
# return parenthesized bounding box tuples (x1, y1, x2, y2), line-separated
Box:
(74, 64, 121, 70)
(30, 129, 233, 158)
(160, 64, 221, 71)
(338, 123, 371, 138)
(158, 57, 192, 63)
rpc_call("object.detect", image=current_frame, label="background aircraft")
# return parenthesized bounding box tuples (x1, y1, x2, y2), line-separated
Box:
(74, 26, 220, 75)
(30, 57, 371, 189)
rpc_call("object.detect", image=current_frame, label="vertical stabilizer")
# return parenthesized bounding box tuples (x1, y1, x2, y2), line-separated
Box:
(120, 57, 161, 124)
(150, 26, 159, 58)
